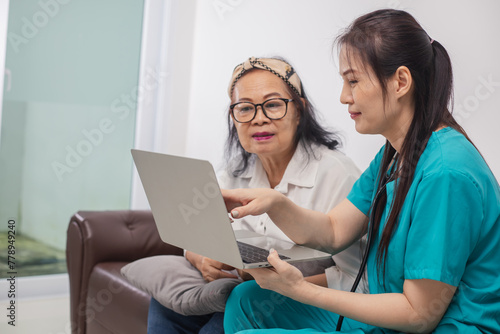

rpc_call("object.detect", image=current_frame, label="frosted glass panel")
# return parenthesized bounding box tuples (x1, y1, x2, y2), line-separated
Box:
(0, 0, 144, 277)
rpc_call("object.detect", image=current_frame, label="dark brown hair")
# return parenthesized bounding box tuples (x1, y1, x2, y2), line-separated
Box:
(336, 9, 472, 279)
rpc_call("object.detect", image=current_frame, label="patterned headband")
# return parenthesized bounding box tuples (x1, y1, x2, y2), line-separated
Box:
(228, 57, 302, 98)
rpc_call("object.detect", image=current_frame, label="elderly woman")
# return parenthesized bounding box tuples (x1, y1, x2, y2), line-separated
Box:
(147, 57, 364, 333)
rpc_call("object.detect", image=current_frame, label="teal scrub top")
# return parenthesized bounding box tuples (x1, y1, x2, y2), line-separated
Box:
(347, 127, 500, 333)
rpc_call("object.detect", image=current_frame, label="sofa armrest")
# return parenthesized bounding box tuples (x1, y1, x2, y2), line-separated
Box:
(66, 210, 182, 334)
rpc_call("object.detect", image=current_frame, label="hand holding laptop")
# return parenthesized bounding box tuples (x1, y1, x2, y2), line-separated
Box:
(243, 248, 306, 297)
(185, 250, 238, 282)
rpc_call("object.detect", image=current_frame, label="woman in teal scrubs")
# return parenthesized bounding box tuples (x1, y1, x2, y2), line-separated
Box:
(222, 9, 500, 333)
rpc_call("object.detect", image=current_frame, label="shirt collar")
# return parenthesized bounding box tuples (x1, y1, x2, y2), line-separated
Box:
(240, 142, 321, 192)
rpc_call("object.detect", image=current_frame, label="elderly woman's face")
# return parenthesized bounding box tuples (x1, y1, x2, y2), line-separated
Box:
(231, 70, 300, 160)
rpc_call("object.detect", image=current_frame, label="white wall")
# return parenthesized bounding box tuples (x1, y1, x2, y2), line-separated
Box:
(162, 0, 500, 178)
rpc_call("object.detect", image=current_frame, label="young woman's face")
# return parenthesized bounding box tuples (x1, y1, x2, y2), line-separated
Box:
(231, 69, 300, 160)
(338, 47, 404, 137)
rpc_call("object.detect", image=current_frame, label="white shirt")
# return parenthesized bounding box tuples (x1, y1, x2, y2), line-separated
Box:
(218, 143, 368, 292)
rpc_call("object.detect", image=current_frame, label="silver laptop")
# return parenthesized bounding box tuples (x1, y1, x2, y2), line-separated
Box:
(131, 149, 332, 269)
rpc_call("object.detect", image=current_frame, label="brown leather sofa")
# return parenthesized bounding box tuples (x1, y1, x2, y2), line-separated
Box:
(66, 210, 183, 334)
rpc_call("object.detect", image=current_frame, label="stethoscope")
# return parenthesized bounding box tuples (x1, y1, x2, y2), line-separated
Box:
(335, 163, 397, 331)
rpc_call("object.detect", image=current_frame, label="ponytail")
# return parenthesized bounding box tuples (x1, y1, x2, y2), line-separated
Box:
(430, 41, 472, 138)
(336, 9, 475, 281)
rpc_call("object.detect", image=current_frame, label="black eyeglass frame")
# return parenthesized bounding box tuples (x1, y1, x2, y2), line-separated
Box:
(229, 98, 294, 123)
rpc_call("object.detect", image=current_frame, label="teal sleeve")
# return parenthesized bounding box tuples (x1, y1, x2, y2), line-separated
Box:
(404, 169, 483, 286)
(347, 147, 385, 216)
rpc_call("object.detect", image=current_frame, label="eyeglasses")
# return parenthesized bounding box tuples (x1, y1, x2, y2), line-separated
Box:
(230, 98, 294, 123)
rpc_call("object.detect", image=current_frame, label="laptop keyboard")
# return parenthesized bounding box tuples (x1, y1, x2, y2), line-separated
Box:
(237, 241, 290, 264)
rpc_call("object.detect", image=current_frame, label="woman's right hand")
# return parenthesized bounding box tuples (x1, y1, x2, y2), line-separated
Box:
(185, 251, 238, 282)
(222, 188, 284, 219)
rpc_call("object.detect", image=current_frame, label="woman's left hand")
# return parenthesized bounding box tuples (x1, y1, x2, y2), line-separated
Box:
(244, 249, 306, 298)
